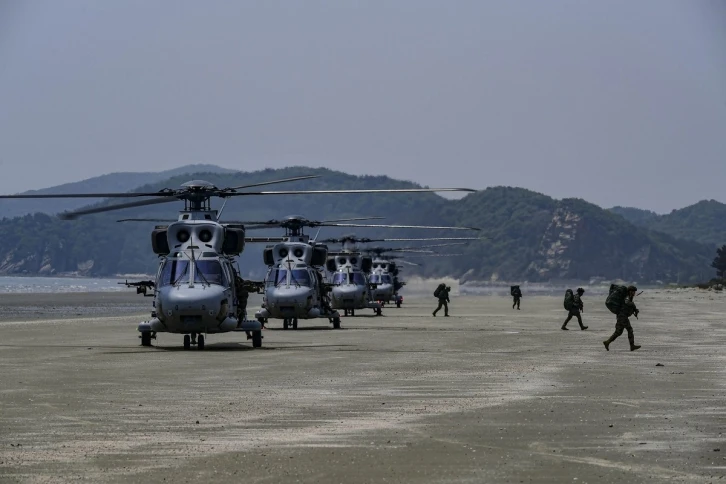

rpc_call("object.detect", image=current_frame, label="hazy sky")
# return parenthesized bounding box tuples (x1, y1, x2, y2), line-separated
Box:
(1, 1, 724, 213)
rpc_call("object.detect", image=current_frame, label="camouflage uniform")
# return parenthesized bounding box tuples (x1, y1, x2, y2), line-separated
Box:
(512, 288, 522, 310)
(562, 292, 587, 330)
(604, 295, 640, 351)
(433, 287, 450, 317)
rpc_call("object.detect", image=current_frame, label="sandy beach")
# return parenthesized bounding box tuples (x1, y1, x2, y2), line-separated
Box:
(0, 290, 724, 483)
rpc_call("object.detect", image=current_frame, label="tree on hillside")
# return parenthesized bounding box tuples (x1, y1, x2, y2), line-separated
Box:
(712, 245, 726, 278)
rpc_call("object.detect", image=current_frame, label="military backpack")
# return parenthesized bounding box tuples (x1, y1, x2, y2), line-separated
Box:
(605, 284, 628, 314)
(434, 284, 445, 298)
(563, 289, 574, 311)
(510, 285, 521, 297)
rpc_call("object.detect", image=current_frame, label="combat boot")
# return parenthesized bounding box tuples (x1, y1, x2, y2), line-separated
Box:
(580, 325, 588, 330)
(603, 339, 611, 351)
(630, 345, 641, 351)
(561, 325, 569, 330)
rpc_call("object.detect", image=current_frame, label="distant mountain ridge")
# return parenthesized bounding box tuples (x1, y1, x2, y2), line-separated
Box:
(0, 167, 714, 283)
(609, 200, 726, 247)
(0, 164, 239, 219)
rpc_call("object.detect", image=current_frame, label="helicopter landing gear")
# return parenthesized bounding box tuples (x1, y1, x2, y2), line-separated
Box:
(283, 319, 290, 330)
(375, 307, 382, 316)
(140, 331, 153, 347)
(396, 300, 401, 308)
(183, 334, 191, 350)
(197, 334, 205, 350)
(292, 318, 298, 330)
(252, 330, 262, 348)
(190, 332, 197, 345)
(332, 317, 341, 329)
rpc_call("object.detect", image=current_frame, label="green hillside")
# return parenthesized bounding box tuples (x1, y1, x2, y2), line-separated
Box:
(0, 167, 714, 283)
(609, 200, 726, 247)
(0, 164, 238, 219)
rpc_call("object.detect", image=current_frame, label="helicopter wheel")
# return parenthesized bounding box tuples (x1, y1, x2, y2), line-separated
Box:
(375, 308, 382, 316)
(396, 301, 401, 308)
(140, 331, 152, 347)
(292, 318, 298, 330)
(332, 318, 341, 329)
(283, 319, 289, 330)
(197, 334, 205, 350)
(183, 334, 191, 350)
(351, 309, 355, 317)
(252, 330, 262, 348)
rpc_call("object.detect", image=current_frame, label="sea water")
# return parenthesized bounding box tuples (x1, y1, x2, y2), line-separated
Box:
(0, 276, 128, 293)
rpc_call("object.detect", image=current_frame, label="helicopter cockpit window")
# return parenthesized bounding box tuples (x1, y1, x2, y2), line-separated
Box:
(381, 275, 393, 284)
(332, 273, 346, 285)
(350, 272, 367, 285)
(160, 260, 190, 286)
(290, 269, 311, 287)
(194, 260, 224, 285)
(370, 275, 381, 283)
(267, 269, 288, 287)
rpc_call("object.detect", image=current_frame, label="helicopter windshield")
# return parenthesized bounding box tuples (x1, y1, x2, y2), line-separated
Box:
(370, 275, 381, 283)
(159, 260, 190, 286)
(290, 269, 311, 287)
(194, 260, 224, 285)
(381, 275, 393, 284)
(267, 269, 288, 287)
(350, 272, 367, 285)
(332, 273, 346, 285)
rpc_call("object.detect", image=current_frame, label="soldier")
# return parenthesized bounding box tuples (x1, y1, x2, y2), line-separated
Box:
(234, 274, 253, 339)
(512, 286, 522, 310)
(562, 287, 588, 330)
(433, 285, 451, 317)
(603, 285, 641, 351)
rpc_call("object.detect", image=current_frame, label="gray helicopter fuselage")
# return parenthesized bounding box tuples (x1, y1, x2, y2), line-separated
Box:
(138, 218, 260, 335)
(369, 258, 401, 303)
(254, 239, 338, 322)
(327, 254, 380, 311)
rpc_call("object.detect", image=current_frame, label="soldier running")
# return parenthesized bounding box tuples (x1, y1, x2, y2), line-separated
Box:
(603, 285, 641, 351)
(433, 285, 451, 317)
(562, 287, 588, 330)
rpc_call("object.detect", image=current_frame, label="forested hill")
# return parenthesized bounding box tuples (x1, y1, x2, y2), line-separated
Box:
(0, 164, 238, 219)
(610, 200, 726, 247)
(0, 167, 714, 283)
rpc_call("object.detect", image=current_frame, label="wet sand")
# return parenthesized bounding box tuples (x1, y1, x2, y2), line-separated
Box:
(1, 290, 725, 483)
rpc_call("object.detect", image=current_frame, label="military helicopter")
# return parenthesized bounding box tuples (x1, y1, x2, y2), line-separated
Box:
(321, 235, 479, 316)
(0, 176, 477, 349)
(363, 244, 463, 308)
(244, 216, 476, 329)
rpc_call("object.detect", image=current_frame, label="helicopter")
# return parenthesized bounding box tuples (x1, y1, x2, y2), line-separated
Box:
(243, 216, 476, 329)
(321, 235, 479, 316)
(363, 246, 445, 308)
(0, 175, 477, 349)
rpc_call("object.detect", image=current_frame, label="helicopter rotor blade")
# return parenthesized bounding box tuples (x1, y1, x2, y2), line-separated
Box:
(59, 197, 179, 220)
(244, 237, 286, 243)
(226, 175, 321, 191)
(327, 223, 479, 231)
(0, 190, 175, 199)
(321, 237, 482, 243)
(117, 218, 177, 223)
(318, 216, 385, 223)
(224, 188, 476, 197)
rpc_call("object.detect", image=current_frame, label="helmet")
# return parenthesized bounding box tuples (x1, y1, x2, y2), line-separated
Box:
(576, 287, 585, 294)
(627, 285, 637, 292)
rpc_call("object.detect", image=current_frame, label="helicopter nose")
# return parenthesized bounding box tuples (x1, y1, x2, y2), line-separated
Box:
(159, 285, 225, 320)
(267, 287, 313, 308)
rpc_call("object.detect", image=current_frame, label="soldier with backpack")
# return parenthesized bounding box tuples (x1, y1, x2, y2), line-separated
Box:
(511, 285, 522, 310)
(562, 287, 588, 330)
(433, 283, 450, 317)
(603, 285, 641, 351)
